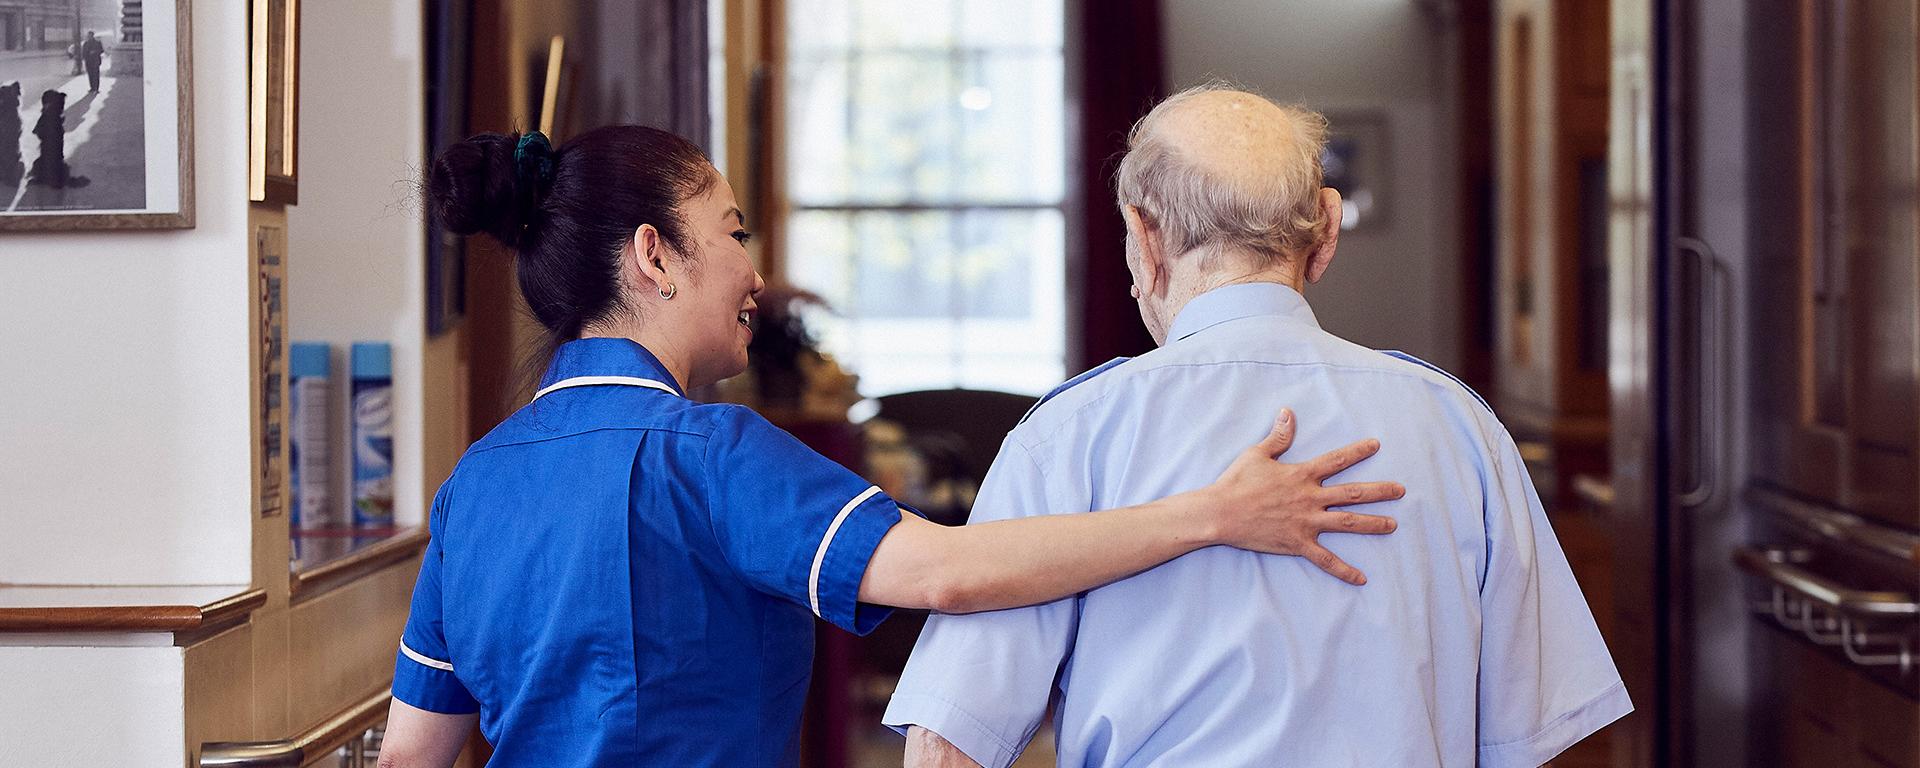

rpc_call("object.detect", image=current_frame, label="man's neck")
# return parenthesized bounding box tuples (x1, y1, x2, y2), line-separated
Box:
(1159, 263, 1304, 333)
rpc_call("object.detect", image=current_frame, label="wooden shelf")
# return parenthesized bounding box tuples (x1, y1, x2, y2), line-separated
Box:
(290, 526, 428, 603)
(0, 585, 264, 634)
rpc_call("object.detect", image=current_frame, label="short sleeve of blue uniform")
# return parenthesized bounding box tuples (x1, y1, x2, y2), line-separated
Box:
(392, 484, 481, 714)
(704, 406, 902, 635)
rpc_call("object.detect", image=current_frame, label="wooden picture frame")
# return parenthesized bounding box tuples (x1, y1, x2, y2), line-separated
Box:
(250, 0, 298, 205)
(424, 0, 472, 336)
(0, 0, 196, 231)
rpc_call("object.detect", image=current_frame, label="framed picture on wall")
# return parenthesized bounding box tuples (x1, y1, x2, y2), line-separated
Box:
(0, 0, 195, 231)
(249, 0, 296, 205)
(1321, 111, 1389, 232)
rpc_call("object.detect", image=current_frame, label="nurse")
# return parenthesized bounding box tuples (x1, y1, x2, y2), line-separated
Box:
(379, 126, 1405, 767)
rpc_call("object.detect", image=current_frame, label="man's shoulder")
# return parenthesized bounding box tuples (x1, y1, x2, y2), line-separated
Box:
(1016, 356, 1133, 427)
(1372, 350, 1494, 415)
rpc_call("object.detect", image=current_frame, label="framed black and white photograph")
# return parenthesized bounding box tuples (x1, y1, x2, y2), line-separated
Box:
(1321, 111, 1388, 232)
(0, 0, 194, 231)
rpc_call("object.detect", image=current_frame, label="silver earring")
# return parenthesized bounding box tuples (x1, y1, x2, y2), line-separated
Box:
(659, 283, 677, 300)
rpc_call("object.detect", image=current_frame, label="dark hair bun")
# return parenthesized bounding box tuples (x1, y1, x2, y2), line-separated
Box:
(427, 132, 532, 248)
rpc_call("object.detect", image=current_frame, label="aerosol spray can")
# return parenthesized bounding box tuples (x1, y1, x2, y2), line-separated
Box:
(288, 342, 332, 533)
(350, 342, 394, 530)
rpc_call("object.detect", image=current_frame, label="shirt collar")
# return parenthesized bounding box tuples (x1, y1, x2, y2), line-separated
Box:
(539, 337, 686, 396)
(1166, 282, 1320, 342)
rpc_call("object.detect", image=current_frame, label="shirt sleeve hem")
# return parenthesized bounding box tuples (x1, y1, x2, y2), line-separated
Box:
(1478, 680, 1633, 768)
(815, 490, 902, 635)
(882, 692, 1024, 768)
(391, 649, 481, 715)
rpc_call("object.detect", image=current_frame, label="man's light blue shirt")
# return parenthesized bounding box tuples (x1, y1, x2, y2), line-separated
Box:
(882, 283, 1630, 768)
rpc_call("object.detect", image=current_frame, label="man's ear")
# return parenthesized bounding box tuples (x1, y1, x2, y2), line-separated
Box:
(626, 224, 672, 295)
(1304, 187, 1342, 285)
(1122, 204, 1166, 296)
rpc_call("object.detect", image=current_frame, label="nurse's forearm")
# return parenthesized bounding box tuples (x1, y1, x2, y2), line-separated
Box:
(858, 409, 1404, 613)
(861, 493, 1216, 613)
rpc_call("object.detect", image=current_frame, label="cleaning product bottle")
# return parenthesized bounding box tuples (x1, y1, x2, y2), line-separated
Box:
(289, 342, 332, 533)
(350, 342, 394, 531)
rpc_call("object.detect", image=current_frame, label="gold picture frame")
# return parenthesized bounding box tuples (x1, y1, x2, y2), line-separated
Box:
(250, 0, 298, 205)
(0, 0, 197, 231)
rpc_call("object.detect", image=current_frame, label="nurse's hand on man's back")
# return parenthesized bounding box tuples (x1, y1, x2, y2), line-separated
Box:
(1202, 407, 1404, 585)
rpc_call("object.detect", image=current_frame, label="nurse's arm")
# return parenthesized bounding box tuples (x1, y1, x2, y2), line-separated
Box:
(858, 408, 1404, 614)
(377, 699, 476, 768)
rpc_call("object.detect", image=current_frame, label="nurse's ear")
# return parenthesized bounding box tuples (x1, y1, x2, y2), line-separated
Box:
(626, 224, 674, 299)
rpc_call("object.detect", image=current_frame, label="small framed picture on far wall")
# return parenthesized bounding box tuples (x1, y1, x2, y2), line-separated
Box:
(1321, 111, 1389, 233)
(0, 0, 195, 231)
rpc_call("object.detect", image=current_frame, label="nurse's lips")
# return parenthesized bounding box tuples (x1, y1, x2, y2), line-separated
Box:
(737, 307, 755, 338)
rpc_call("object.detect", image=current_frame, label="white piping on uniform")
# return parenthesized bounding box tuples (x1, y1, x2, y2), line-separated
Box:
(400, 641, 455, 672)
(809, 486, 883, 619)
(532, 375, 681, 401)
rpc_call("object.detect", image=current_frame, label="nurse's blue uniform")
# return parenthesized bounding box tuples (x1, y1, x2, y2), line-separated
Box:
(391, 337, 903, 767)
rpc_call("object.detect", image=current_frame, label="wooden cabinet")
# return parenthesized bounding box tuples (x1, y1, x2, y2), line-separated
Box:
(1493, 0, 1611, 507)
(1760, 627, 1920, 768)
(1749, 0, 1920, 534)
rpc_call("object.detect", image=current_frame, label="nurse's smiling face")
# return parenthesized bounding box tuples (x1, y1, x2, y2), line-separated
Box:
(623, 168, 766, 390)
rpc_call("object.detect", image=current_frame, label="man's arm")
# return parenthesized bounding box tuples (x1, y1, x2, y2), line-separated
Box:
(905, 726, 985, 768)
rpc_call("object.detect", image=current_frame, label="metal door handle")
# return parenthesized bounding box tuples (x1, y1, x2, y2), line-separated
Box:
(1733, 546, 1917, 618)
(1735, 545, 1917, 671)
(1676, 237, 1731, 510)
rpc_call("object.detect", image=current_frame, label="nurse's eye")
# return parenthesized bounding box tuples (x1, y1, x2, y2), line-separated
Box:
(731, 229, 753, 244)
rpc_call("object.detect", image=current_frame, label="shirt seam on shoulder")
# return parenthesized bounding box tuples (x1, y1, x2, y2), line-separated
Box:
(699, 431, 754, 588)
(1021, 357, 1486, 453)
(1476, 679, 1628, 749)
(464, 424, 713, 457)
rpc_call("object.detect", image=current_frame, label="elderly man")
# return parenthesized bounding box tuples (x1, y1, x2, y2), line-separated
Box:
(881, 86, 1630, 767)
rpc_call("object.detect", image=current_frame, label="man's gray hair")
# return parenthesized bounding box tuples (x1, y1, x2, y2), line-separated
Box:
(1114, 84, 1331, 267)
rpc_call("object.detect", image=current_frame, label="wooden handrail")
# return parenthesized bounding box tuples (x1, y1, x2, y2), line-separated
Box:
(0, 587, 264, 634)
(200, 687, 390, 767)
(290, 526, 429, 603)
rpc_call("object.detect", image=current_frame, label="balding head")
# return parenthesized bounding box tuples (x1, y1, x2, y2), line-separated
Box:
(1117, 85, 1332, 268)
(1114, 85, 1342, 344)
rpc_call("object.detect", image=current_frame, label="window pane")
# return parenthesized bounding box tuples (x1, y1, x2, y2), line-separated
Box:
(955, 55, 1065, 202)
(847, 54, 958, 204)
(959, 0, 1064, 49)
(786, 0, 852, 52)
(785, 210, 858, 309)
(787, 210, 1065, 396)
(852, 0, 957, 48)
(787, 57, 852, 203)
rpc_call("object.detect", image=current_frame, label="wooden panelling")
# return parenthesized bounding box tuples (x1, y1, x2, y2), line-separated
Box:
(285, 553, 420, 729)
(183, 623, 257, 766)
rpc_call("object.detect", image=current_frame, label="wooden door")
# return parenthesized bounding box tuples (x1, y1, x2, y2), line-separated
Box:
(1750, 0, 1920, 533)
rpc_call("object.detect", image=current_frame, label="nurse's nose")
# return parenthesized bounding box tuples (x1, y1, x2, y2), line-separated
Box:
(751, 271, 766, 295)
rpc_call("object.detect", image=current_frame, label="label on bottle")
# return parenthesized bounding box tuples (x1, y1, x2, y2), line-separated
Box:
(351, 380, 394, 528)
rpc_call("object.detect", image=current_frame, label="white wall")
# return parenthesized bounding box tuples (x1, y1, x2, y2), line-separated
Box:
(285, 0, 427, 528)
(1163, 0, 1464, 371)
(0, 645, 185, 763)
(0, 0, 253, 586)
